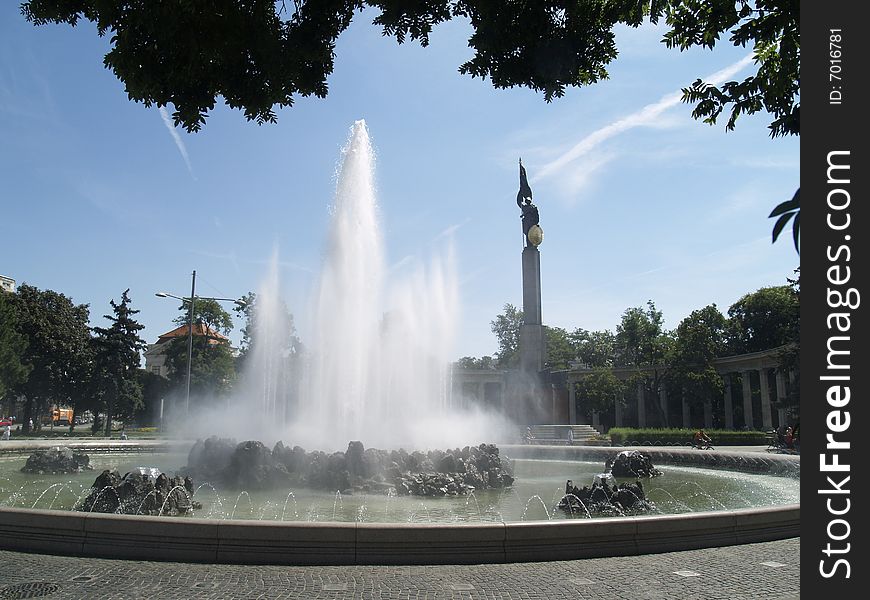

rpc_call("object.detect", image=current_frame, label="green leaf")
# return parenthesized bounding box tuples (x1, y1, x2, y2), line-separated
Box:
(792, 212, 800, 254)
(771, 212, 794, 244)
(768, 188, 799, 218)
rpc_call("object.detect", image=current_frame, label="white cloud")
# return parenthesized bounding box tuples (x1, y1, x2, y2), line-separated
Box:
(533, 54, 756, 185)
(158, 106, 195, 179)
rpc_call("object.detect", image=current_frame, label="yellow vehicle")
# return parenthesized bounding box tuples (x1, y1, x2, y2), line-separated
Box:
(46, 407, 74, 426)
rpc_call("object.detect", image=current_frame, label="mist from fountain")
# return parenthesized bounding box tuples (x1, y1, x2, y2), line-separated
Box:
(225, 120, 512, 451)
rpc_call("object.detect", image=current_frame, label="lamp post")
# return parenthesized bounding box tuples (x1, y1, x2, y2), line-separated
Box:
(156, 270, 242, 416)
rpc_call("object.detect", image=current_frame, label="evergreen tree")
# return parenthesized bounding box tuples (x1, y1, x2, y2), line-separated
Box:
(92, 289, 146, 436)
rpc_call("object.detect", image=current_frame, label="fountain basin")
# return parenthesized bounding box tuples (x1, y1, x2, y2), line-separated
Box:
(0, 441, 799, 564)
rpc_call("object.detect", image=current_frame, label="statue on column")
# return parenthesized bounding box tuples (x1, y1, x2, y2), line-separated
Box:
(517, 159, 543, 247)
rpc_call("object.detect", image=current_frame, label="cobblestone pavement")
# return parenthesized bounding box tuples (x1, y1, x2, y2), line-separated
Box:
(0, 538, 799, 600)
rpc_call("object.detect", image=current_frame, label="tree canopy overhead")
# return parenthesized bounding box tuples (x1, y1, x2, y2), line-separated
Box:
(21, 1, 798, 135)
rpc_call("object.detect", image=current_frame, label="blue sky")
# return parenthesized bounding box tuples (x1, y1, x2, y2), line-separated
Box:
(0, 6, 799, 360)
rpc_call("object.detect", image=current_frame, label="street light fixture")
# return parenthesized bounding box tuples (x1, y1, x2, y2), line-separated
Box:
(155, 270, 243, 415)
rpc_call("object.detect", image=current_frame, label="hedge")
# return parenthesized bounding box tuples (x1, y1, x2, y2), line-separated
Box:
(607, 427, 769, 446)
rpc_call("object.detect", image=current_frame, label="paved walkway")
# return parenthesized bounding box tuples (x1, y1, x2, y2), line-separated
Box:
(0, 538, 799, 599)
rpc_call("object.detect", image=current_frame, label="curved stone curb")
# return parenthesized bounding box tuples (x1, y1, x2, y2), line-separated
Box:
(0, 503, 799, 565)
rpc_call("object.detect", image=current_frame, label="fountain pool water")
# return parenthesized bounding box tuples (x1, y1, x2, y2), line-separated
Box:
(0, 450, 799, 523)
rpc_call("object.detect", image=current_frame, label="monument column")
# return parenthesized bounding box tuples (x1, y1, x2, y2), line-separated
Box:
(517, 160, 546, 376)
(517, 160, 548, 420)
(723, 375, 734, 430)
(741, 370, 754, 429)
(519, 245, 545, 373)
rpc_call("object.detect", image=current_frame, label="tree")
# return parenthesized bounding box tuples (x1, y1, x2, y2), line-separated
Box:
(138, 369, 173, 427)
(455, 356, 497, 370)
(173, 298, 234, 336)
(164, 299, 236, 399)
(232, 291, 303, 373)
(574, 366, 626, 415)
(7, 284, 92, 432)
(568, 328, 615, 368)
(20, 1, 798, 136)
(774, 269, 799, 416)
(0, 291, 31, 401)
(164, 334, 236, 398)
(615, 301, 673, 425)
(544, 326, 575, 371)
(726, 285, 799, 354)
(232, 291, 257, 361)
(91, 289, 147, 435)
(490, 303, 523, 369)
(668, 304, 728, 418)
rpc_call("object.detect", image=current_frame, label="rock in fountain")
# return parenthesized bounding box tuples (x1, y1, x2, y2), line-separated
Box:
(606, 450, 662, 478)
(557, 478, 654, 517)
(183, 437, 514, 497)
(556, 451, 661, 516)
(77, 469, 201, 516)
(20, 446, 92, 475)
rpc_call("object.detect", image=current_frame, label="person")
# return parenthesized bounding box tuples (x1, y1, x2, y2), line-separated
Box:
(567, 428, 574, 444)
(2, 425, 10, 440)
(784, 426, 793, 449)
(792, 420, 800, 452)
(120, 429, 128, 440)
(693, 428, 712, 449)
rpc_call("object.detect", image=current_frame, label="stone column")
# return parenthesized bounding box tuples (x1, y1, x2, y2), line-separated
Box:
(759, 368, 773, 430)
(776, 370, 788, 425)
(636, 382, 646, 428)
(722, 375, 734, 430)
(568, 381, 577, 425)
(659, 387, 668, 427)
(682, 394, 690, 428)
(551, 385, 557, 423)
(741, 370, 754, 430)
(614, 394, 623, 427)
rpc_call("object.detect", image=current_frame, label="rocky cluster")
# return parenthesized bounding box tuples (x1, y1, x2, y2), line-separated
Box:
(20, 446, 92, 475)
(606, 450, 662, 478)
(557, 478, 654, 516)
(183, 437, 514, 497)
(76, 469, 201, 516)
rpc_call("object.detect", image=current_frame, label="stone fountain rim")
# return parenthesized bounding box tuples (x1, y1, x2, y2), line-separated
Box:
(0, 439, 799, 565)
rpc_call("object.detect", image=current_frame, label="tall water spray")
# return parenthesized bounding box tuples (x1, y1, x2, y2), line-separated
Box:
(183, 121, 510, 449)
(262, 120, 481, 450)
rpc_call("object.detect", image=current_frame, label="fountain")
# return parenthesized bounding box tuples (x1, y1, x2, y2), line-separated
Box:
(0, 120, 800, 565)
(194, 120, 508, 451)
